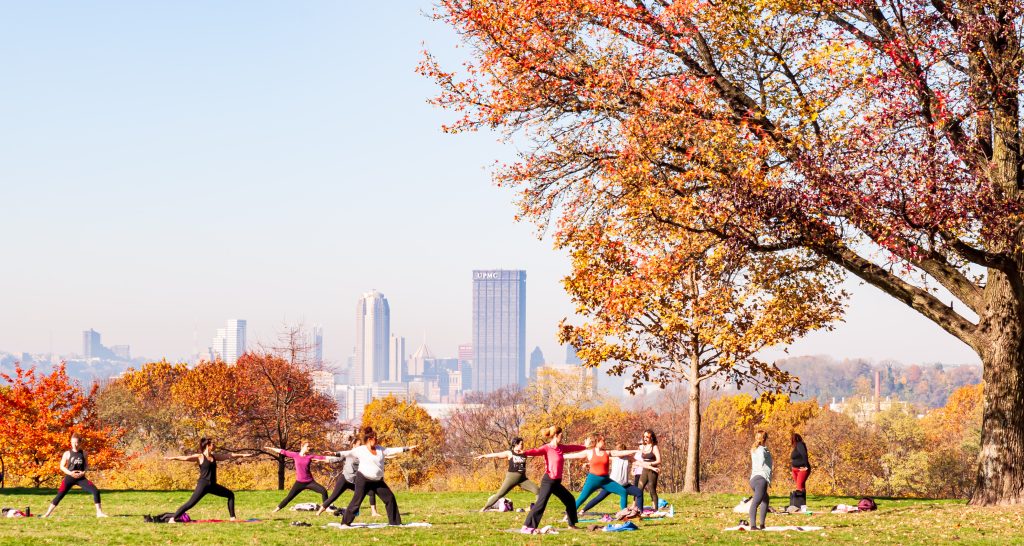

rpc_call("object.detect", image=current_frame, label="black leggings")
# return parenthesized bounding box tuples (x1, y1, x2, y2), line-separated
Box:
(637, 469, 659, 509)
(51, 475, 101, 505)
(523, 475, 577, 529)
(323, 475, 377, 510)
(277, 480, 328, 509)
(173, 481, 235, 519)
(341, 474, 399, 525)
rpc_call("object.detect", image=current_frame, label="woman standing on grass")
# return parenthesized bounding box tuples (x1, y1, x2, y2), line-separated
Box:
(748, 430, 773, 531)
(166, 438, 256, 521)
(519, 426, 587, 533)
(337, 426, 417, 527)
(636, 429, 662, 510)
(790, 433, 811, 492)
(41, 432, 108, 518)
(475, 437, 539, 511)
(265, 442, 330, 512)
(567, 433, 639, 512)
(316, 438, 380, 517)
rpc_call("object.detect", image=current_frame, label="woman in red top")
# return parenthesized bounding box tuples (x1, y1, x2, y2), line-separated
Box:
(566, 432, 639, 511)
(519, 426, 586, 533)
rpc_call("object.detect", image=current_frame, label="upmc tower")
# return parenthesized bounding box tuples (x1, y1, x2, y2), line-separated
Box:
(472, 269, 527, 393)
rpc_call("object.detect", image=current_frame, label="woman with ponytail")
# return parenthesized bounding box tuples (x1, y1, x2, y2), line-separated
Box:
(165, 438, 256, 521)
(518, 426, 586, 533)
(748, 430, 773, 530)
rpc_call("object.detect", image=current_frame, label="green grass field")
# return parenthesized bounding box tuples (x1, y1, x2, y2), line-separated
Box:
(0, 487, 1020, 545)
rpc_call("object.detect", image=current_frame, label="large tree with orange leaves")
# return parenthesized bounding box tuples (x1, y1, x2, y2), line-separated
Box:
(0, 363, 123, 487)
(424, 0, 1024, 505)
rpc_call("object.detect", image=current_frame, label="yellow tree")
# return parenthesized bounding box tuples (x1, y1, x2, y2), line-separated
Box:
(361, 396, 444, 488)
(559, 224, 843, 492)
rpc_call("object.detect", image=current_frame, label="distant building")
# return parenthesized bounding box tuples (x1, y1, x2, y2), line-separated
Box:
(472, 269, 527, 392)
(110, 345, 131, 360)
(310, 370, 335, 399)
(82, 329, 104, 359)
(212, 319, 246, 364)
(389, 334, 406, 382)
(458, 343, 474, 391)
(354, 291, 390, 386)
(373, 381, 409, 400)
(408, 342, 433, 377)
(530, 346, 545, 380)
(565, 344, 582, 365)
(337, 385, 373, 422)
(310, 325, 324, 366)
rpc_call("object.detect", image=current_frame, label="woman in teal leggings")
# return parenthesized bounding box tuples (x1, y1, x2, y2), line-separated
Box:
(566, 433, 640, 511)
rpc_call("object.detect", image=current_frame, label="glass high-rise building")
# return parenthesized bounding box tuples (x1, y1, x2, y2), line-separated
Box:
(213, 319, 247, 364)
(472, 269, 526, 393)
(354, 290, 390, 386)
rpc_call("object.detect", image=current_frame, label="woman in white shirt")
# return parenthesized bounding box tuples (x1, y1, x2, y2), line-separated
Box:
(748, 430, 773, 530)
(338, 426, 417, 526)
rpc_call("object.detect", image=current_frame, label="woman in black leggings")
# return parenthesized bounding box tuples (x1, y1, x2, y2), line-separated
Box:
(166, 438, 255, 521)
(41, 432, 107, 518)
(636, 429, 662, 510)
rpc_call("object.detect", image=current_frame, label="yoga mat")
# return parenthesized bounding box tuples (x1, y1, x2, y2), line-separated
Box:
(189, 518, 263, 524)
(724, 525, 823, 532)
(326, 522, 432, 530)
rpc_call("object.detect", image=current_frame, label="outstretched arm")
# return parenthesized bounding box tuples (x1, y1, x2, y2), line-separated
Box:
(164, 454, 200, 462)
(264, 446, 283, 456)
(215, 451, 258, 461)
(609, 449, 638, 457)
(382, 445, 418, 456)
(474, 450, 512, 460)
(563, 449, 592, 460)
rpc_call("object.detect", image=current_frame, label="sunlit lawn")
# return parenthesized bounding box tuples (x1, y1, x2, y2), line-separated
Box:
(0, 487, 1019, 544)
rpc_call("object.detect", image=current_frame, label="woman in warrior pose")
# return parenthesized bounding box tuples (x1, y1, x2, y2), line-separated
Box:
(519, 426, 586, 533)
(166, 438, 255, 521)
(265, 442, 330, 512)
(316, 438, 380, 517)
(337, 426, 417, 527)
(475, 437, 539, 511)
(41, 433, 108, 518)
(568, 436, 645, 512)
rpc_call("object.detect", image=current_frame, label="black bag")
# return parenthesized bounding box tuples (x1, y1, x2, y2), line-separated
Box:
(789, 490, 807, 508)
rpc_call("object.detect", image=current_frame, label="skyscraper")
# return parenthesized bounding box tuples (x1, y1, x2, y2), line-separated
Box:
(82, 329, 105, 359)
(310, 325, 324, 366)
(212, 319, 247, 364)
(472, 269, 527, 393)
(530, 346, 546, 380)
(354, 290, 390, 386)
(389, 334, 406, 381)
(565, 344, 582, 365)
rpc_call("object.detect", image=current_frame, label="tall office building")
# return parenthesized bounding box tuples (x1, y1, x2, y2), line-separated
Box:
(82, 329, 103, 359)
(354, 290, 390, 386)
(530, 346, 546, 380)
(457, 344, 474, 391)
(389, 334, 406, 382)
(310, 325, 324, 366)
(212, 319, 247, 364)
(472, 270, 527, 392)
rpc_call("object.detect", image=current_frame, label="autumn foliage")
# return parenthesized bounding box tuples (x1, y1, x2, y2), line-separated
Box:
(0, 363, 123, 487)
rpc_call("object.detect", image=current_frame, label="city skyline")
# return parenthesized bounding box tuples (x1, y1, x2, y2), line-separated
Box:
(0, 1, 981, 369)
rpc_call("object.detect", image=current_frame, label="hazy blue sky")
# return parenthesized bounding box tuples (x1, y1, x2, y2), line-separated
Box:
(0, 1, 979, 368)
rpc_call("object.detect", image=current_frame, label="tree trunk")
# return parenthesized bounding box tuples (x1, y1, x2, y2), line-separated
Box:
(683, 365, 701, 493)
(971, 267, 1024, 505)
(277, 453, 286, 490)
